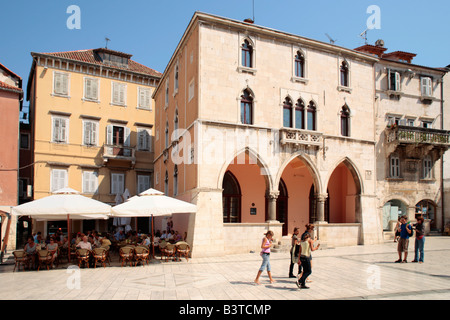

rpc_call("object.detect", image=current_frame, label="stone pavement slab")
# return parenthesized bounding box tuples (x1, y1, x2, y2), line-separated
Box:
(1, 237, 449, 301)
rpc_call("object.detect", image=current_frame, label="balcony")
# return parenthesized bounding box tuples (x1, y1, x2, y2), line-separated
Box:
(386, 125, 450, 156)
(280, 128, 322, 147)
(102, 144, 136, 166)
(387, 125, 450, 146)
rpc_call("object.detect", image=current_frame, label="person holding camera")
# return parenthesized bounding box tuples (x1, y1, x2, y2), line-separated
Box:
(254, 230, 275, 285)
(296, 232, 320, 289)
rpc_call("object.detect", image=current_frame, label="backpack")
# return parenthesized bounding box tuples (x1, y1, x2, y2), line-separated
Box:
(407, 223, 414, 237)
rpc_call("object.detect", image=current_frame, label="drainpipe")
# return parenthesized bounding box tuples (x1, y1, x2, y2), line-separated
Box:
(441, 74, 446, 233)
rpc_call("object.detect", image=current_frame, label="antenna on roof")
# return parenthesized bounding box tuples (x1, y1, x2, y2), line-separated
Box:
(253, 0, 255, 22)
(105, 37, 110, 49)
(325, 33, 337, 44)
(359, 28, 369, 44)
(244, 0, 255, 24)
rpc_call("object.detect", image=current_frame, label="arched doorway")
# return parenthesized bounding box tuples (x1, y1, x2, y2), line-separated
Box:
(382, 199, 407, 231)
(277, 156, 318, 234)
(327, 160, 362, 223)
(277, 179, 288, 235)
(416, 200, 437, 230)
(222, 171, 241, 223)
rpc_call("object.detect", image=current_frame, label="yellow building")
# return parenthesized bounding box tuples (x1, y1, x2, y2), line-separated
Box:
(26, 48, 161, 235)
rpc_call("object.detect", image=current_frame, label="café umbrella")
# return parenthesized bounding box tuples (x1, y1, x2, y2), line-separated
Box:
(111, 188, 197, 256)
(12, 188, 111, 261)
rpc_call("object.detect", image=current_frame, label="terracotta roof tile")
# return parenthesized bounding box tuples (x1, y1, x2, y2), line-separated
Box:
(34, 48, 162, 78)
(0, 80, 23, 94)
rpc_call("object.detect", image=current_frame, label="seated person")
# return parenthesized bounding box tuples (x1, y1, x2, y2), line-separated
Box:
(76, 236, 92, 250)
(139, 235, 151, 247)
(114, 230, 125, 241)
(160, 230, 168, 241)
(173, 231, 183, 243)
(24, 237, 37, 267)
(46, 238, 59, 265)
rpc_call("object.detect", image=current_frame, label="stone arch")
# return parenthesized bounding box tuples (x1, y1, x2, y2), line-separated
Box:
(275, 152, 322, 195)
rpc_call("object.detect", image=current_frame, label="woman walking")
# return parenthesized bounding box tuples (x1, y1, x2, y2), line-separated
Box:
(297, 233, 320, 289)
(412, 216, 425, 263)
(254, 231, 275, 285)
(289, 227, 301, 278)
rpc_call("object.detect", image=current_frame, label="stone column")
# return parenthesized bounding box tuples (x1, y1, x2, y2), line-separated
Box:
(266, 191, 279, 223)
(315, 193, 328, 224)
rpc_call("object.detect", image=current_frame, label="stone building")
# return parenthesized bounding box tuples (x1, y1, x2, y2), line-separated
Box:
(355, 44, 448, 236)
(152, 12, 393, 257)
(0, 62, 23, 252)
(26, 48, 161, 236)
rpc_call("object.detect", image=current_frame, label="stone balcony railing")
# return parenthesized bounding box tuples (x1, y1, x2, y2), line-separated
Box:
(280, 128, 322, 147)
(387, 125, 450, 147)
(102, 144, 136, 165)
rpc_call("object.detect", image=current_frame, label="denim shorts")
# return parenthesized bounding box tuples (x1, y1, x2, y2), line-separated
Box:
(259, 253, 271, 272)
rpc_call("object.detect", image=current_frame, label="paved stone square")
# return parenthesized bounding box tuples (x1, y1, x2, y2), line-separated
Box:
(1, 237, 449, 301)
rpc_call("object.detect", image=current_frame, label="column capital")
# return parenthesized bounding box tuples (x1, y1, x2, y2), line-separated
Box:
(316, 193, 328, 202)
(266, 190, 280, 200)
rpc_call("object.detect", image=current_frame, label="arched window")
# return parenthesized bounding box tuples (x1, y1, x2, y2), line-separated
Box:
(295, 99, 305, 130)
(240, 89, 253, 125)
(307, 101, 316, 131)
(164, 170, 169, 196)
(241, 39, 253, 68)
(174, 110, 179, 140)
(222, 171, 241, 223)
(341, 105, 350, 137)
(165, 121, 169, 149)
(283, 97, 293, 128)
(173, 165, 178, 196)
(295, 51, 305, 78)
(340, 61, 349, 87)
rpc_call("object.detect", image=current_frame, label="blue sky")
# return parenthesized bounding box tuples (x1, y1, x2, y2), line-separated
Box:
(1, 0, 449, 100)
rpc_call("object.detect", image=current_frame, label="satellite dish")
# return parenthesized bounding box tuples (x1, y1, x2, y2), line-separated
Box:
(375, 39, 385, 47)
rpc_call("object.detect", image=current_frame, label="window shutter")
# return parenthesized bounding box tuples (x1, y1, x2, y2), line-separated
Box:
(91, 122, 97, 146)
(119, 84, 126, 105)
(85, 78, 92, 99)
(112, 173, 124, 195)
(113, 82, 120, 104)
(421, 77, 432, 96)
(83, 171, 90, 193)
(53, 118, 60, 142)
(83, 121, 91, 145)
(106, 125, 113, 145)
(124, 127, 131, 147)
(54, 73, 62, 94)
(395, 72, 401, 91)
(91, 79, 98, 100)
(138, 130, 145, 150)
(60, 118, 67, 142)
(61, 74, 68, 95)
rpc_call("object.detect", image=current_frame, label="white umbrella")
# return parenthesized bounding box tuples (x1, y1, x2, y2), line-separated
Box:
(12, 188, 111, 221)
(111, 188, 197, 257)
(12, 188, 111, 262)
(111, 188, 197, 217)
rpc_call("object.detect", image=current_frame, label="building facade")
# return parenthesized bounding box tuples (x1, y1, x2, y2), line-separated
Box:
(153, 12, 395, 257)
(26, 48, 161, 236)
(0, 62, 23, 252)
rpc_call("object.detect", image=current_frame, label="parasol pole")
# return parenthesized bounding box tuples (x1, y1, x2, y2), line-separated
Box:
(151, 214, 155, 259)
(67, 214, 71, 263)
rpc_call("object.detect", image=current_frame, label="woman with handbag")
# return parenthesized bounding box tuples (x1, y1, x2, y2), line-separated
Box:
(289, 227, 300, 278)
